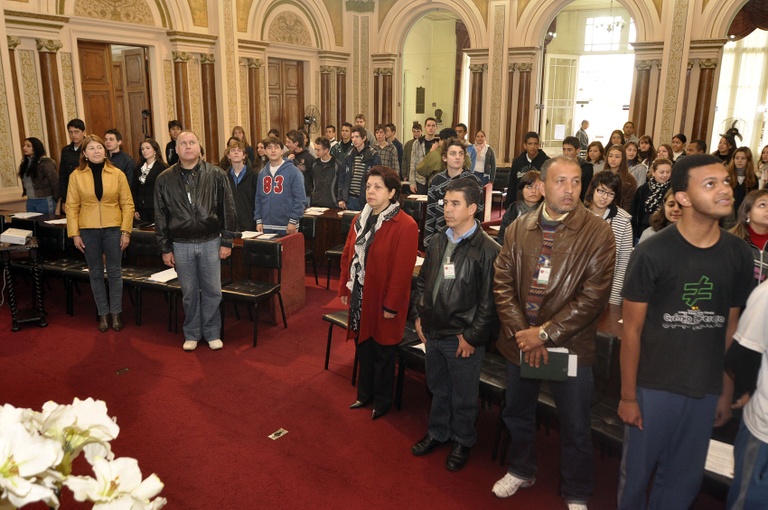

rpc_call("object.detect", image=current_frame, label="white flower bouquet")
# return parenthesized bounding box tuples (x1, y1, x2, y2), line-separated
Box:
(0, 398, 166, 509)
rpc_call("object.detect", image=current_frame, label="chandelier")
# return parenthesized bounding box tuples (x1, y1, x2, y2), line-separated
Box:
(595, 0, 627, 32)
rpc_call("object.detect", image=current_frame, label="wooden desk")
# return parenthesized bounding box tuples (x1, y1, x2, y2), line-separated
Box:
(304, 209, 344, 268)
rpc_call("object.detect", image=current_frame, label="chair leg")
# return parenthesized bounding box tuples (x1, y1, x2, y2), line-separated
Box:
(312, 257, 318, 286)
(135, 287, 142, 326)
(252, 303, 259, 348)
(64, 278, 73, 316)
(324, 322, 334, 370)
(277, 293, 287, 328)
(326, 256, 332, 289)
(233, 302, 241, 321)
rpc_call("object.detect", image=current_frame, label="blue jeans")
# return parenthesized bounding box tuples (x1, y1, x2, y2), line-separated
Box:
(503, 361, 594, 504)
(80, 227, 123, 315)
(173, 237, 222, 342)
(425, 336, 484, 446)
(618, 387, 718, 510)
(26, 197, 55, 215)
(729, 419, 768, 509)
(346, 196, 363, 211)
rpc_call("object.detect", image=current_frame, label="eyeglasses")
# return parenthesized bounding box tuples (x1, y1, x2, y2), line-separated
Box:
(595, 188, 616, 198)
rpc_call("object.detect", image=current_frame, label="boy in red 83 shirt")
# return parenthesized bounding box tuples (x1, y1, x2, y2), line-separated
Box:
(254, 136, 306, 234)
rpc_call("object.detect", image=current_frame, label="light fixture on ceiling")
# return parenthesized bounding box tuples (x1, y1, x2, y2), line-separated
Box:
(595, 0, 626, 33)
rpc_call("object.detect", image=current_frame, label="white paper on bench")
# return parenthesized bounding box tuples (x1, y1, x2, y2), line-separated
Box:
(259, 233, 278, 239)
(44, 218, 68, 225)
(705, 439, 734, 479)
(409, 342, 426, 353)
(240, 231, 261, 239)
(11, 212, 43, 218)
(149, 268, 177, 283)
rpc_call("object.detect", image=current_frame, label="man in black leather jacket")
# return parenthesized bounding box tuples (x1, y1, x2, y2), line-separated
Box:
(410, 177, 500, 471)
(155, 130, 236, 352)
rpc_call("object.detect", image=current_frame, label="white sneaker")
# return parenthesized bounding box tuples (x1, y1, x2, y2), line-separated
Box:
(492, 472, 535, 498)
(208, 339, 223, 350)
(183, 340, 198, 351)
(567, 503, 588, 510)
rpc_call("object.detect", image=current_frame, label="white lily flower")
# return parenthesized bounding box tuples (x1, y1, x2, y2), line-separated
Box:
(0, 404, 37, 436)
(36, 398, 119, 469)
(0, 422, 62, 508)
(65, 457, 166, 510)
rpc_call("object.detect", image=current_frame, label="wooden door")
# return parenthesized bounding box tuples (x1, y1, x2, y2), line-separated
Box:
(268, 58, 304, 137)
(78, 41, 116, 139)
(122, 48, 151, 157)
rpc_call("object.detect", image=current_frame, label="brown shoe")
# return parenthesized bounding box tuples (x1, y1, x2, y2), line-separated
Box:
(98, 315, 110, 332)
(111, 313, 123, 332)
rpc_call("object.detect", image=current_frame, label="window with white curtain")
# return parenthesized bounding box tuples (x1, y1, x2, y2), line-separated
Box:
(711, 30, 768, 154)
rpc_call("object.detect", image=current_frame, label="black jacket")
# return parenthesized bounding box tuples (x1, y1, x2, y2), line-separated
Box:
(165, 140, 179, 167)
(506, 149, 550, 209)
(109, 151, 136, 187)
(132, 160, 167, 223)
(225, 164, 258, 231)
(154, 160, 237, 253)
(411, 221, 500, 347)
(59, 143, 82, 204)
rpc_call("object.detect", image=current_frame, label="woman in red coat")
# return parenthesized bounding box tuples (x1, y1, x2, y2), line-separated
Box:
(339, 165, 419, 419)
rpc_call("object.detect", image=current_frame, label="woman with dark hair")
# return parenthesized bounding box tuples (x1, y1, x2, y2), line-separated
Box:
(638, 135, 657, 168)
(584, 171, 633, 305)
(604, 144, 637, 211)
(727, 147, 760, 216)
(638, 188, 681, 243)
(132, 138, 166, 223)
(610, 130, 626, 147)
(339, 165, 419, 420)
(671, 133, 687, 163)
(625, 141, 647, 187)
(66, 134, 134, 332)
(18, 137, 59, 214)
(254, 139, 268, 172)
(758, 145, 768, 187)
(729, 189, 768, 286)
(586, 141, 605, 173)
(497, 170, 542, 243)
(713, 127, 740, 166)
(470, 130, 497, 184)
(232, 125, 256, 165)
(630, 158, 672, 240)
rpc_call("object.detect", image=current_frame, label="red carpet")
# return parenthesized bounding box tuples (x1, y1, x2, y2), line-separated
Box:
(0, 276, 725, 509)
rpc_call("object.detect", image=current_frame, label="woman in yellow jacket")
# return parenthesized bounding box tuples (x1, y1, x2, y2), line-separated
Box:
(66, 134, 135, 332)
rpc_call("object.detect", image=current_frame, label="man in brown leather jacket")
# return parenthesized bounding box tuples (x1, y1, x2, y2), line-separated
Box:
(491, 155, 615, 510)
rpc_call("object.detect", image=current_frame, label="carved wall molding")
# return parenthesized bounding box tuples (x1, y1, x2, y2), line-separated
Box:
(635, 60, 653, 71)
(345, 0, 375, 13)
(60, 52, 77, 121)
(268, 12, 312, 47)
(7, 37, 21, 50)
(199, 53, 215, 65)
(320, 65, 334, 74)
(35, 39, 62, 53)
(469, 63, 488, 73)
(223, 0, 238, 125)
(336, 66, 347, 75)
(18, 50, 43, 140)
(163, 59, 175, 121)
(699, 58, 718, 69)
(516, 63, 532, 72)
(0, 58, 16, 189)
(379, 68, 393, 76)
(172, 51, 193, 63)
(508, 63, 517, 73)
(74, 0, 154, 26)
(660, 0, 690, 143)
(490, 4, 506, 152)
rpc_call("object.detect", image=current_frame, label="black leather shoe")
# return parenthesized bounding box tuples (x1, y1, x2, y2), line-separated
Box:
(349, 400, 369, 409)
(97, 315, 110, 332)
(445, 443, 471, 471)
(111, 313, 123, 332)
(411, 435, 448, 456)
(371, 408, 389, 420)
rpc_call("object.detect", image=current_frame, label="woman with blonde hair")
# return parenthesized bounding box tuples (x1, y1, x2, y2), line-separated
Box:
(66, 134, 134, 332)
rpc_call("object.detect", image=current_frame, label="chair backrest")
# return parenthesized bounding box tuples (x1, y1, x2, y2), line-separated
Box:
(243, 239, 282, 271)
(126, 230, 162, 262)
(401, 199, 423, 222)
(494, 167, 511, 191)
(34, 224, 67, 259)
(299, 216, 317, 241)
(10, 217, 37, 236)
(593, 331, 618, 381)
(340, 212, 354, 237)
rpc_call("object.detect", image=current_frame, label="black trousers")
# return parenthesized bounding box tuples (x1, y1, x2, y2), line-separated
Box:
(356, 337, 396, 412)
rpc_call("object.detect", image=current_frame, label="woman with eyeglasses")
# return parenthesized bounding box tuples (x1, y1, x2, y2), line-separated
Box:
(630, 158, 672, 241)
(584, 171, 632, 305)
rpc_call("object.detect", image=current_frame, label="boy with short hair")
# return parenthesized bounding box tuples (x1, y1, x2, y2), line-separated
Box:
(254, 137, 306, 234)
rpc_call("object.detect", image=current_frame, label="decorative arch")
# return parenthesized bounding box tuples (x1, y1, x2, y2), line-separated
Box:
(60, 0, 174, 29)
(250, 0, 333, 50)
(378, 0, 486, 54)
(698, 0, 750, 40)
(516, 0, 658, 47)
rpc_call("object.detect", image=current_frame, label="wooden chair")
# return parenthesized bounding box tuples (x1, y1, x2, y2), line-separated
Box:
(325, 212, 355, 290)
(300, 216, 319, 285)
(221, 239, 287, 347)
(321, 310, 359, 385)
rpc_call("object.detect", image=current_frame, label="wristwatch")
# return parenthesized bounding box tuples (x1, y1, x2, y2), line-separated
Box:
(538, 325, 549, 343)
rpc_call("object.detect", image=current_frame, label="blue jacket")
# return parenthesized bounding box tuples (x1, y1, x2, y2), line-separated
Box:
(254, 159, 306, 232)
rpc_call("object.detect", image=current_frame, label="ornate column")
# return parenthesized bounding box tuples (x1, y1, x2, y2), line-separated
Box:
(319, 65, 333, 132)
(691, 59, 718, 143)
(173, 51, 192, 130)
(336, 66, 347, 128)
(199, 53, 219, 164)
(36, 39, 66, 166)
(514, 63, 532, 157)
(248, 58, 262, 146)
(372, 68, 381, 126)
(381, 68, 393, 125)
(679, 60, 694, 135)
(7, 36, 24, 142)
(504, 64, 516, 162)
(469, 63, 487, 139)
(632, 60, 652, 137)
